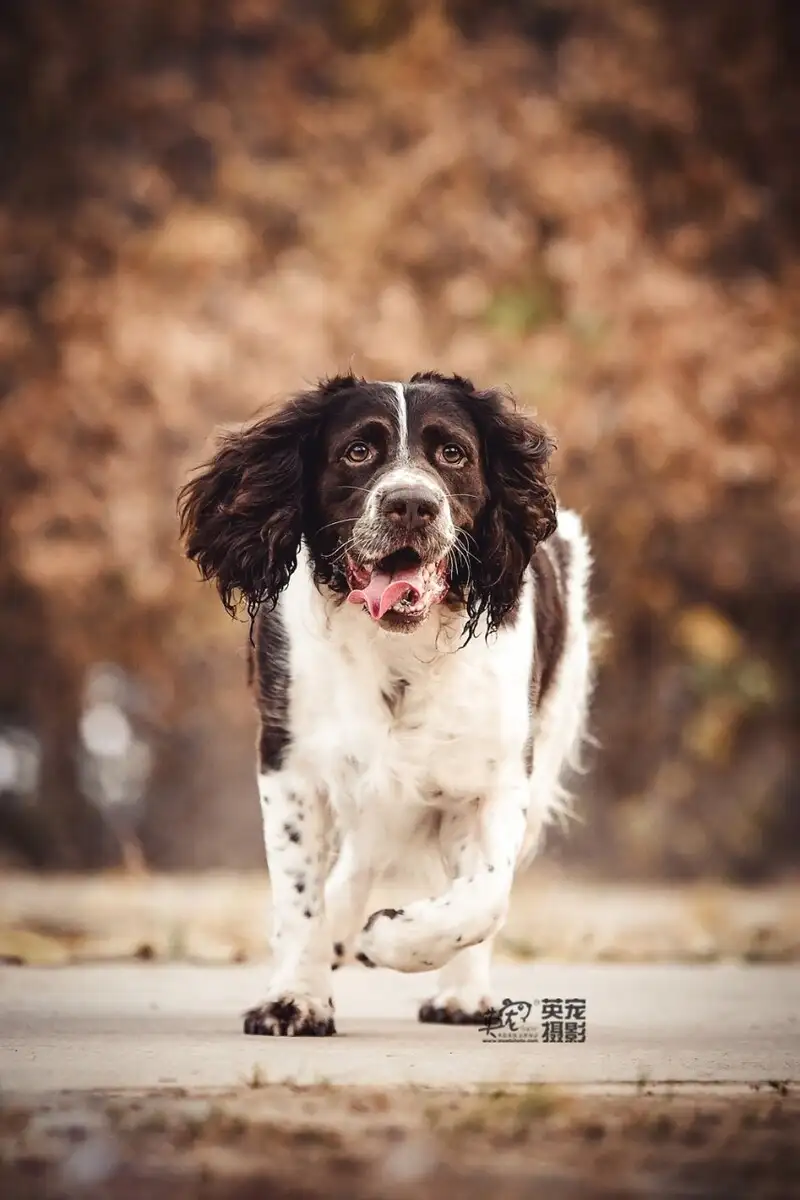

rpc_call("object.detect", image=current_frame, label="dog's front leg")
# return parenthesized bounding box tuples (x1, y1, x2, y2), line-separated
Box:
(418, 805, 497, 1023)
(244, 771, 335, 1036)
(355, 784, 528, 973)
(326, 835, 374, 970)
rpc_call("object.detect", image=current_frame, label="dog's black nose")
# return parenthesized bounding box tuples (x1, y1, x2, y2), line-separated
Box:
(381, 486, 442, 531)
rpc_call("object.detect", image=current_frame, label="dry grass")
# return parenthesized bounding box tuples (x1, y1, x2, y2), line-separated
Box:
(0, 871, 798, 966)
(1, 1082, 799, 1199)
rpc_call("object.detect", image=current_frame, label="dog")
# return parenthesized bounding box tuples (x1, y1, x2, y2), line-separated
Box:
(178, 371, 593, 1036)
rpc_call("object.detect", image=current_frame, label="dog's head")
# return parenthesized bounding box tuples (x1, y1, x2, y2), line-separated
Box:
(178, 372, 557, 639)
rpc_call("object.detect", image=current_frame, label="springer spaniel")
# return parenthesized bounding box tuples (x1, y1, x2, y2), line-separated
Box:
(178, 371, 593, 1036)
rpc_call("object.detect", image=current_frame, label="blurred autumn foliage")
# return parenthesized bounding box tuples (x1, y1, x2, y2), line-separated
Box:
(1, 0, 798, 877)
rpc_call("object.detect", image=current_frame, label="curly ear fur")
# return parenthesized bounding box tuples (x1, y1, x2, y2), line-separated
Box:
(179, 372, 555, 641)
(455, 380, 557, 640)
(177, 382, 347, 622)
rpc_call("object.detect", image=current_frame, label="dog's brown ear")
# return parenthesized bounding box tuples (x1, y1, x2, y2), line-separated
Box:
(177, 388, 330, 621)
(456, 382, 557, 638)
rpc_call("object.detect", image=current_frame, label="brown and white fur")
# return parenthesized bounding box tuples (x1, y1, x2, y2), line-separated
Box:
(178, 372, 593, 1036)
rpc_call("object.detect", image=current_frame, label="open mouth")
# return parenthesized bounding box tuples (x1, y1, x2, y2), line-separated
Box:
(346, 547, 449, 622)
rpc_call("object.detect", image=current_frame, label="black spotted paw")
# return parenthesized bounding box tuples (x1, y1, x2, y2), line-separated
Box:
(243, 994, 335, 1037)
(418, 996, 492, 1026)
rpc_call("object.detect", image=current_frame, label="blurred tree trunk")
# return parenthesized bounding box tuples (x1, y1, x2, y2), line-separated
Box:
(0, 530, 111, 867)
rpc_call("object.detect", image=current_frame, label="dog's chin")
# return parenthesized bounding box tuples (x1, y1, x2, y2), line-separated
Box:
(376, 602, 436, 635)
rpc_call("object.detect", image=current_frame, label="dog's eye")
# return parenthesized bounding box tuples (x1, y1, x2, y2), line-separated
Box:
(343, 441, 372, 464)
(437, 443, 466, 467)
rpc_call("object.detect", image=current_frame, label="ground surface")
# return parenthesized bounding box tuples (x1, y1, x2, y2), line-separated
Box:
(1, 961, 799, 1197)
(2, 962, 798, 1093)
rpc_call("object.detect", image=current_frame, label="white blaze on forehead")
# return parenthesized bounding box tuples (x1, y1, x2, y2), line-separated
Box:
(377, 464, 444, 495)
(381, 381, 408, 460)
(362, 381, 450, 533)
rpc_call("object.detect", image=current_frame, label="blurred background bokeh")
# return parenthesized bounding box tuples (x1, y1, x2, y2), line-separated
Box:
(1, 0, 798, 881)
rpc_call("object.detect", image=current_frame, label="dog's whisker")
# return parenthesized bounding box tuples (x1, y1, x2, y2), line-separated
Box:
(453, 530, 480, 564)
(449, 544, 472, 590)
(326, 538, 357, 563)
(318, 517, 356, 535)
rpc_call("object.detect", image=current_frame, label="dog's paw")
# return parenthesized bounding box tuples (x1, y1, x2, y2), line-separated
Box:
(355, 907, 458, 973)
(355, 907, 433, 973)
(243, 993, 335, 1037)
(418, 992, 493, 1026)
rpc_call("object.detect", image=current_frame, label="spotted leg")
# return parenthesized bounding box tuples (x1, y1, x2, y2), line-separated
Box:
(418, 938, 495, 1024)
(355, 782, 528, 973)
(244, 770, 335, 1036)
(418, 805, 496, 1022)
(325, 834, 374, 970)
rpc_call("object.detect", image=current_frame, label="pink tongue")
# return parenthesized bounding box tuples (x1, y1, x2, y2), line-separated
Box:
(348, 566, 425, 620)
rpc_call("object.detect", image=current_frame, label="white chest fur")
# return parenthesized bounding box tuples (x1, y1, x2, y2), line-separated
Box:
(279, 552, 534, 866)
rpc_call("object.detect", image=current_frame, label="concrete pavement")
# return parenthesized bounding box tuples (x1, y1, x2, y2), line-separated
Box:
(1, 962, 798, 1094)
